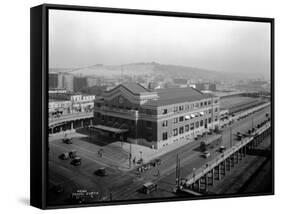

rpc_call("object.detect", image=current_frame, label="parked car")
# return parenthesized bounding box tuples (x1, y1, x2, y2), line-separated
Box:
(140, 182, 157, 194)
(63, 137, 72, 144)
(69, 150, 77, 158)
(137, 158, 143, 164)
(202, 151, 211, 158)
(59, 153, 69, 160)
(95, 167, 108, 176)
(71, 157, 81, 166)
(219, 146, 226, 153)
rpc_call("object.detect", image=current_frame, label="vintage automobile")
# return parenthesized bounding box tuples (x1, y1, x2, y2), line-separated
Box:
(71, 157, 81, 166)
(59, 152, 69, 160)
(140, 182, 158, 194)
(69, 150, 77, 158)
(62, 137, 72, 144)
(219, 146, 226, 153)
(95, 167, 108, 176)
(202, 151, 211, 158)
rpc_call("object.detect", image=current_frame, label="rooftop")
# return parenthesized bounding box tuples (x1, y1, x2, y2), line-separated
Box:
(143, 87, 216, 107)
(103, 82, 217, 107)
(106, 82, 151, 95)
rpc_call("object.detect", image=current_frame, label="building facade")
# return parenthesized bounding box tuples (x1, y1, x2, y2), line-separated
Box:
(73, 76, 88, 92)
(49, 72, 74, 91)
(62, 73, 74, 92)
(93, 82, 220, 149)
(49, 92, 95, 115)
(49, 73, 59, 89)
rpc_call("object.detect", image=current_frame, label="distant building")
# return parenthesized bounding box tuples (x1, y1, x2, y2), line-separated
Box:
(87, 77, 98, 87)
(70, 94, 95, 113)
(49, 73, 59, 89)
(49, 100, 72, 115)
(73, 76, 88, 92)
(49, 92, 95, 114)
(93, 82, 220, 149)
(49, 72, 73, 91)
(49, 89, 67, 94)
(63, 73, 74, 92)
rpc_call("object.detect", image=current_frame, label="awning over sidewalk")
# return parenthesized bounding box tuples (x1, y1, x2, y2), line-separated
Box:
(93, 125, 128, 134)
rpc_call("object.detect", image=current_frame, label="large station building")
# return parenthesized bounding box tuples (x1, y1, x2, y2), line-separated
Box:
(93, 82, 220, 149)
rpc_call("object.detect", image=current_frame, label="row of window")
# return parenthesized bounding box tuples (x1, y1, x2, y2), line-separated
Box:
(162, 108, 219, 126)
(162, 116, 221, 141)
(161, 99, 219, 115)
(99, 102, 218, 117)
(100, 102, 159, 116)
(162, 122, 200, 141)
(97, 112, 218, 129)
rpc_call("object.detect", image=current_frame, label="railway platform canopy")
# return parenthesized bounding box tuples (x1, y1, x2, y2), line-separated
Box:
(92, 125, 128, 134)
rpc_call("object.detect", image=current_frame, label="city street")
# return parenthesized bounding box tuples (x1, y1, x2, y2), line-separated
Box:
(113, 105, 270, 200)
(48, 105, 270, 205)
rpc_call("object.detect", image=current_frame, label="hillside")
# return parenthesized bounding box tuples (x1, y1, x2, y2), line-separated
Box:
(65, 62, 221, 80)
(50, 62, 266, 81)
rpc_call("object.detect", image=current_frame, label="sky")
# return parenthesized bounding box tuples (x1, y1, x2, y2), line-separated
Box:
(49, 9, 271, 76)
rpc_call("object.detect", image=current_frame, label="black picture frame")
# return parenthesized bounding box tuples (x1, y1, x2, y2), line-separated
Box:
(30, 3, 275, 209)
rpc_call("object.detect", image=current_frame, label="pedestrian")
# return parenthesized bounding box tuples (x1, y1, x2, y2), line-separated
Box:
(156, 169, 160, 177)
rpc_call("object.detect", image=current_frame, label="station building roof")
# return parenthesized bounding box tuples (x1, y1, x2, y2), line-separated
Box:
(102, 82, 217, 107)
(143, 87, 216, 107)
(105, 82, 150, 94)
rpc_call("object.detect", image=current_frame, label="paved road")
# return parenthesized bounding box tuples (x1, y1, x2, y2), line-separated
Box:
(113, 105, 271, 200)
(47, 105, 270, 205)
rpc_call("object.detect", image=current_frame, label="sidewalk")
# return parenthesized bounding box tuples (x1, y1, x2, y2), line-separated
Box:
(114, 137, 196, 171)
(49, 130, 197, 172)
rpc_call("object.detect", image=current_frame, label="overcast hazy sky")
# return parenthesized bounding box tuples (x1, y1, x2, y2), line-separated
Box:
(49, 9, 270, 76)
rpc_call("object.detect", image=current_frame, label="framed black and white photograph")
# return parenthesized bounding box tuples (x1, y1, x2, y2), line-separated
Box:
(30, 4, 274, 209)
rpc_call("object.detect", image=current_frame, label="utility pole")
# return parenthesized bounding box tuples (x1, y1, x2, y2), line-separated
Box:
(129, 139, 132, 168)
(252, 115, 254, 130)
(230, 126, 233, 148)
(176, 154, 181, 189)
